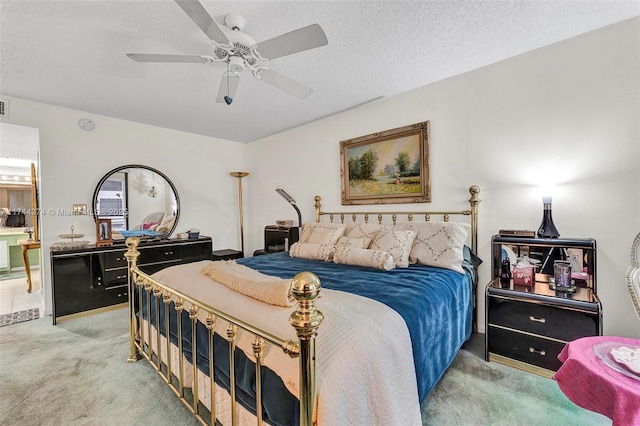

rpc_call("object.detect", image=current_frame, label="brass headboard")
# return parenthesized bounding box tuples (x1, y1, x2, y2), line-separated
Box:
(314, 185, 481, 254)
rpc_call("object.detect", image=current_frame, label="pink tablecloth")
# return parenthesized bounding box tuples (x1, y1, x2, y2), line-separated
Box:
(553, 336, 640, 426)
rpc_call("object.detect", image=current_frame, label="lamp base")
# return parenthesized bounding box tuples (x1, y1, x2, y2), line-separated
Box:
(537, 205, 560, 239)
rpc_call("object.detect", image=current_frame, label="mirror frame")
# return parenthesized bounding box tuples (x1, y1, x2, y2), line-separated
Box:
(92, 164, 180, 238)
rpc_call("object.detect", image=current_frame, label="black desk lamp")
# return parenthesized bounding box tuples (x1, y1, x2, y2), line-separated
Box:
(276, 187, 302, 229)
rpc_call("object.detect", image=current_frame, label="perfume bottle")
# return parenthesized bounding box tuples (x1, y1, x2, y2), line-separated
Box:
(500, 258, 511, 288)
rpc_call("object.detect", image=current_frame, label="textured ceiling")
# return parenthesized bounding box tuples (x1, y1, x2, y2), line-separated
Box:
(1, 1, 638, 143)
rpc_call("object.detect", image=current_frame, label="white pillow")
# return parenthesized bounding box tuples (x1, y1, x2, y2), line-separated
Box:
(344, 222, 389, 240)
(369, 228, 417, 268)
(335, 235, 372, 249)
(333, 246, 395, 271)
(289, 242, 335, 262)
(396, 221, 470, 273)
(299, 222, 345, 245)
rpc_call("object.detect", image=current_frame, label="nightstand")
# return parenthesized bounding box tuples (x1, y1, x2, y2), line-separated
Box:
(485, 235, 603, 377)
(211, 249, 244, 261)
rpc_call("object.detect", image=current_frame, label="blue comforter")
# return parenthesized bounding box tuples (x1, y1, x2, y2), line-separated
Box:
(139, 251, 475, 424)
(239, 252, 474, 402)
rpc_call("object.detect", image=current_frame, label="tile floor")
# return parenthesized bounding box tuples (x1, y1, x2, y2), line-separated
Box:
(0, 269, 43, 316)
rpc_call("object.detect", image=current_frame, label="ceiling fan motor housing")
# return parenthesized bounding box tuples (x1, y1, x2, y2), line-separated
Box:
(228, 56, 245, 73)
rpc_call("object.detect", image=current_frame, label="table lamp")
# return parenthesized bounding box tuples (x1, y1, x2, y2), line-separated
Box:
(276, 187, 302, 229)
(537, 185, 560, 238)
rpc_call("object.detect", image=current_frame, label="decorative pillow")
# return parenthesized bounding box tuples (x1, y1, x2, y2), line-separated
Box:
(289, 242, 335, 262)
(299, 223, 346, 245)
(344, 222, 389, 240)
(142, 222, 158, 230)
(335, 235, 372, 250)
(154, 215, 175, 233)
(333, 246, 395, 271)
(396, 221, 471, 273)
(368, 228, 417, 268)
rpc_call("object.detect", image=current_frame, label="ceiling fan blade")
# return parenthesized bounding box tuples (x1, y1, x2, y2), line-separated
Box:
(257, 69, 313, 99)
(174, 0, 231, 46)
(127, 53, 211, 63)
(253, 24, 328, 61)
(216, 72, 241, 104)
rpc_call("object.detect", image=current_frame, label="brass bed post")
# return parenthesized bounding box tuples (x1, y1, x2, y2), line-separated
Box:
(189, 305, 200, 415)
(125, 237, 142, 363)
(289, 272, 324, 426)
(468, 185, 481, 254)
(314, 196, 321, 223)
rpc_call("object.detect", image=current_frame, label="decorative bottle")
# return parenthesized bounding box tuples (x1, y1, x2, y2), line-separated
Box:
(500, 258, 511, 288)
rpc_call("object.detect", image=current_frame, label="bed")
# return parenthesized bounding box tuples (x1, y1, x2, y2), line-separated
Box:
(124, 185, 481, 425)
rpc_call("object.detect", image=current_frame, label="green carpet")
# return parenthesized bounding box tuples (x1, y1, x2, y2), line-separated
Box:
(0, 308, 610, 425)
(422, 336, 610, 425)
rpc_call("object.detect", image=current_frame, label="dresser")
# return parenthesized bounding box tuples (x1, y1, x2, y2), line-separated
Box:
(485, 235, 602, 377)
(50, 236, 212, 324)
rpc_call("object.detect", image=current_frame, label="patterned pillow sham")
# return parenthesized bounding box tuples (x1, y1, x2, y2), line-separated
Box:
(344, 222, 389, 240)
(299, 223, 346, 245)
(396, 221, 470, 274)
(369, 228, 417, 268)
(333, 246, 395, 271)
(335, 235, 372, 249)
(289, 242, 335, 262)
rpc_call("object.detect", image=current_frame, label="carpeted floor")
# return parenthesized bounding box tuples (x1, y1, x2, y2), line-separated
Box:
(0, 308, 610, 425)
(422, 337, 610, 425)
(0, 308, 40, 327)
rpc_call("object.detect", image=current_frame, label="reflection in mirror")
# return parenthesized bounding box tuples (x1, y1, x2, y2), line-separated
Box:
(92, 165, 180, 238)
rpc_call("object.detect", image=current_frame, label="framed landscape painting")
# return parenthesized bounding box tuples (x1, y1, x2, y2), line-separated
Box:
(340, 121, 430, 205)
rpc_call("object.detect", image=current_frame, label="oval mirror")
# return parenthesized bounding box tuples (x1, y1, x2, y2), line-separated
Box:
(92, 165, 180, 238)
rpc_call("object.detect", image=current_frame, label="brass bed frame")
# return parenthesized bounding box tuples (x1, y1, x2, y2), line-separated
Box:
(125, 185, 480, 426)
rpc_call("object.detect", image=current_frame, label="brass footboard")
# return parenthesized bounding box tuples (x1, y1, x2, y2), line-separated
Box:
(125, 237, 323, 426)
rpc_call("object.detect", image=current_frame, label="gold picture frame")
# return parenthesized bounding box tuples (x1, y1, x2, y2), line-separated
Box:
(340, 121, 430, 205)
(96, 218, 113, 246)
(73, 204, 87, 215)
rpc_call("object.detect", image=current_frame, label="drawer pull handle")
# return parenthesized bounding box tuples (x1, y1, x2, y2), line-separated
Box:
(116, 275, 127, 280)
(529, 347, 546, 356)
(165, 251, 173, 256)
(529, 315, 546, 324)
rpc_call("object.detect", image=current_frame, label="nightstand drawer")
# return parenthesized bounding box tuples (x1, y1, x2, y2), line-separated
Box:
(488, 326, 564, 371)
(488, 298, 597, 341)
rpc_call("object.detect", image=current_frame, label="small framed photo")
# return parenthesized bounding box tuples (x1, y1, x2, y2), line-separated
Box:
(96, 218, 113, 246)
(73, 204, 87, 215)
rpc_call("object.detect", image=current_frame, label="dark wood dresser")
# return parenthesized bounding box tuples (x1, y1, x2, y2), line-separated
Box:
(50, 236, 212, 324)
(485, 235, 602, 377)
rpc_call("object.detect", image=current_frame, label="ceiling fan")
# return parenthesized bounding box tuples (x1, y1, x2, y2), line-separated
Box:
(127, 0, 328, 105)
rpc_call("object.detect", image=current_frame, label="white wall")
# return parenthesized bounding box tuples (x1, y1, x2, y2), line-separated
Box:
(247, 18, 640, 337)
(0, 98, 248, 316)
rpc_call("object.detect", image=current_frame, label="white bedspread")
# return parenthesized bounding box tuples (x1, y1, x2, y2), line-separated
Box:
(151, 260, 422, 426)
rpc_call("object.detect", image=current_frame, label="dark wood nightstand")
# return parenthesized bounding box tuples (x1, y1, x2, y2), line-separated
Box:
(211, 249, 244, 261)
(485, 235, 602, 377)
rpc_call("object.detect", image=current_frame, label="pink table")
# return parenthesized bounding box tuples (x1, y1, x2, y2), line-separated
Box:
(553, 336, 640, 426)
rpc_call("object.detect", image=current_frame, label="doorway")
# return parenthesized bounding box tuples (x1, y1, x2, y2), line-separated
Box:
(0, 123, 42, 321)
